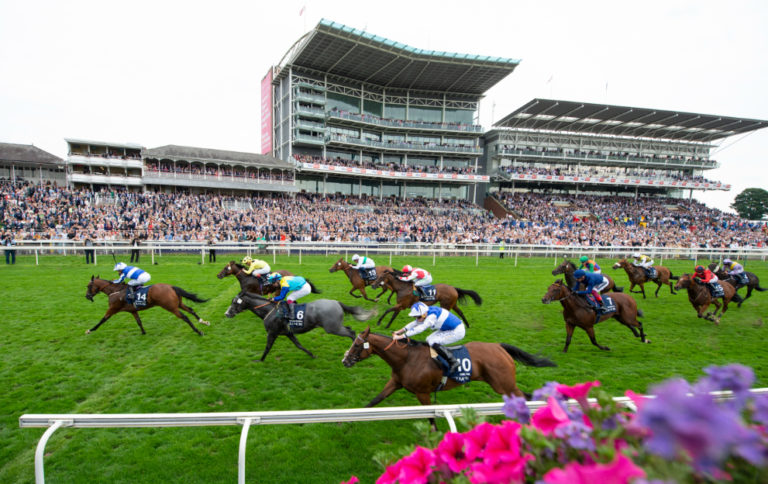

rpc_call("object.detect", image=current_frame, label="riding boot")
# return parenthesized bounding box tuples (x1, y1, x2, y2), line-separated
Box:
(126, 285, 135, 304)
(433, 344, 460, 373)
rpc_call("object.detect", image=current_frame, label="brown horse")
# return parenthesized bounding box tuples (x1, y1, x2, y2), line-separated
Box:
(85, 276, 210, 335)
(674, 274, 736, 324)
(612, 259, 678, 298)
(371, 270, 482, 329)
(216, 261, 292, 296)
(551, 259, 620, 294)
(542, 280, 648, 352)
(328, 257, 393, 302)
(708, 262, 765, 308)
(342, 326, 556, 409)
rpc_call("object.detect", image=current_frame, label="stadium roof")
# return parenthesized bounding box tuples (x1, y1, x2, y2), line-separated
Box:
(65, 138, 144, 149)
(0, 142, 62, 165)
(277, 19, 520, 95)
(494, 99, 768, 142)
(144, 145, 293, 169)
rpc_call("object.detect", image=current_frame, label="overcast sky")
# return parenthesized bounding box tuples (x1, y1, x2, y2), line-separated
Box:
(1, 0, 766, 212)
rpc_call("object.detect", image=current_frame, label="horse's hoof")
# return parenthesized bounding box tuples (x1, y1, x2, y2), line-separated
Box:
(200, 320, 210, 326)
(644, 339, 651, 344)
(85, 329, 91, 335)
(601, 347, 611, 351)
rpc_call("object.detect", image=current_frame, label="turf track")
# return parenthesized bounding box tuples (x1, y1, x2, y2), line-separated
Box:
(1, 253, 766, 483)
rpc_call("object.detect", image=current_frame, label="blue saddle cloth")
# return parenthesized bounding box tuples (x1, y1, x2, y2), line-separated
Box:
(587, 295, 616, 315)
(416, 285, 437, 302)
(435, 345, 472, 384)
(359, 268, 378, 281)
(646, 267, 657, 279)
(128, 286, 152, 308)
(287, 303, 308, 329)
(709, 283, 725, 298)
(735, 273, 749, 285)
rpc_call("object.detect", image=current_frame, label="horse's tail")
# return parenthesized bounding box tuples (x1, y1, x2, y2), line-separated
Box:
(669, 272, 679, 281)
(500, 343, 557, 368)
(172, 286, 209, 303)
(307, 279, 322, 294)
(339, 302, 378, 322)
(637, 308, 644, 318)
(455, 287, 482, 306)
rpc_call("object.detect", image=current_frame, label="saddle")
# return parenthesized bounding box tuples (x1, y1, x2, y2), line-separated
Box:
(735, 273, 749, 285)
(359, 267, 378, 281)
(585, 295, 616, 315)
(645, 267, 657, 279)
(708, 283, 725, 298)
(429, 345, 471, 383)
(126, 286, 151, 307)
(414, 285, 437, 302)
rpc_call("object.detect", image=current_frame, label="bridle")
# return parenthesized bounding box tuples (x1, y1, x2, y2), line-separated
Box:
(344, 333, 371, 364)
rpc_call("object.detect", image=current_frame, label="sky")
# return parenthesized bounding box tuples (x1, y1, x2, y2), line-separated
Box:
(1, 0, 767, 212)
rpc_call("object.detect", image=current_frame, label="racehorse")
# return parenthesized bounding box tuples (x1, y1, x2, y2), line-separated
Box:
(708, 262, 765, 307)
(612, 259, 678, 298)
(342, 326, 556, 410)
(674, 274, 736, 324)
(85, 276, 210, 335)
(370, 270, 482, 329)
(328, 257, 394, 302)
(224, 292, 377, 361)
(542, 280, 648, 352)
(551, 259, 621, 294)
(216, 261, 293, 296)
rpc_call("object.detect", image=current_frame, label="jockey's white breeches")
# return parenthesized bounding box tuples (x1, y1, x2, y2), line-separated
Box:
(128, 273, 151, 286)
(414, 275, 433, 287)
(426, 324, 465, 346)
(287, 282, 311, 302)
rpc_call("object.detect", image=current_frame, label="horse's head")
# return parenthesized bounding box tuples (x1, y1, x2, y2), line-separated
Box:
(552, 259, 572, 276)
(674, 273, 693, 291)
(612, 259, 628, 270)
(217, 261, 239, 279)
(225, 293, 271, 318)
(224, 294, 249, 318)
(370, 270, 393, 289)
(542, 280, 568, 304)
(329, 257, 347, 273)
(85, 275, 105, 302)
(342, 326, 373, 368)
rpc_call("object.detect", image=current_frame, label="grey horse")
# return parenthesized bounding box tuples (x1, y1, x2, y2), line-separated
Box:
(224, 292, 377, 361)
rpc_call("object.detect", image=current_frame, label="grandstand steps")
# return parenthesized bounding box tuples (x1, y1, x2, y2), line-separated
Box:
(484, 195, 519, 219)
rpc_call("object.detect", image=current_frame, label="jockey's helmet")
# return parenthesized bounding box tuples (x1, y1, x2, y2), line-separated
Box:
(352, 254, 360, 261)
(632, 252, 641, 259)
(402, 264, 413, 273)
(113, 262, 127, 272)
(242, 256, 253, 265)
(695, 265, 705, 273)
(579, 256, 589, 263)
(573, 269, 587, 279)
(267, 272, 282, 282)
(408, 302, 429, 318)
(723, 258, 733, 265)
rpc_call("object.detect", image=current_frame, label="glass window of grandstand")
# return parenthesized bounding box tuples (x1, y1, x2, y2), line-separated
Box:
(327, 92, 360, 114)
(444, 108, 473, 125)
(330, 126, 360, 140)
(408, 157, 439, 172)
(443, 158, 473, 174)
(363, 99, 382, 117)
(383, 133, 406, 145)
(408, 135, 440, 148)
(384, 104, 406, 121)
(444, 136, 473, 148)
(408, 105, 442, 123)
(405, 182, 467, 200)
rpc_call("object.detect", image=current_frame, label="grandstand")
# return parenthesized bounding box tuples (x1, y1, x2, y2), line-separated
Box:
(263, 19, 518, 202)
(0, 142, 65, 185)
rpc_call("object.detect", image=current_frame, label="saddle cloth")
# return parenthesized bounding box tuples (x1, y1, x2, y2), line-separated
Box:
(360, 267, 378, 281)
(128, 286, 152, 308)
(415, 284, 437, 302)
(709, 284, 725, 298)
(646, 267, 657, 279)
(587, 295, 616, 315)
(287, 303, 308, 329)
(429, 345, 472, 383)
(735, 273, 749, 285)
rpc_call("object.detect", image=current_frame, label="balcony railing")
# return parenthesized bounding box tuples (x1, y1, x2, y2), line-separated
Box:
(327, 110, 483, 133)
(497, 148, 718, 169)
(327, 134, 482, 155)
(142, 169, 294, 186)
(494, 171, 730, 191)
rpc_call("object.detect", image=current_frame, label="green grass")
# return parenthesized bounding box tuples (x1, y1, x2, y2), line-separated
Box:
(1, 253, 767, 483)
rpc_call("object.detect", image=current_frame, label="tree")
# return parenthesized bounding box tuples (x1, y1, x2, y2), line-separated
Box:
(731, 188, 768, 220)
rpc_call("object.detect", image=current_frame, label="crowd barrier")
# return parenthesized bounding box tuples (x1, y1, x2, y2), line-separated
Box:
(20, 388, 768, 484)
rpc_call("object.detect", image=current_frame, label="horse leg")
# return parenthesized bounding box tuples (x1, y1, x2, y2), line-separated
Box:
(413, 392, 439, 431)
(359, 286, 378, 303)
(285, 333, 316, 359)
(179, 302, 210, 326)
(171, 308, 204, 336)
(384, 309, 402, 329)
(669, 281, 677, 295)
(584, 326, 610, 351)
(639, 283, 647, 299)
(364, 378, 403, 407)
(375, 306, 398, 326)
(654, 281, 662, 297)
(258, 333, 279, 361)
(629, 282, 639, 294)
(324, 321, 356, 339)
(86, 307, 120, 334)
(563, 323, 576, 353)
(386, 291, 395, 304)
(373, 286, 387, 303)
(348, 288, 362, 299)
(131, 311, 146, 335)
(738, 287, 751, 307)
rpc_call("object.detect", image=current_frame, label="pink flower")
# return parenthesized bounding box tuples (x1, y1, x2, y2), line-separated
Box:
(435, 432, 471, 473)
(532, 396, 571, 435)
(467, 453, 534, 484)
(395, 446, 435, 484)
(482, 420, 523, 464)
(557, 381, 600, 410)
(463, 422, 497, 461)
(376, 460, 402, 484)
(340, 477, 359, 484)
(625, 389, 647, 411)
(543, 453, 646, 484)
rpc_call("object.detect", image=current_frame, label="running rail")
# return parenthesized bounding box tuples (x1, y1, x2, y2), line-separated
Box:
(20, 389, 768, 483)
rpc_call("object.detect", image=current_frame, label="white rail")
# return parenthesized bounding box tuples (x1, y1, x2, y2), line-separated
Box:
(19, 388, 768, 483)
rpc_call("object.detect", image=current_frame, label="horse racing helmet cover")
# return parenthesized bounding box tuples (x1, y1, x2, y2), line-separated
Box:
(632, 252, 641, 259)
(113, 262, 127, 272)
(579, 256, 589, 263)
(408, 302, 429, 317)
(695, 265, 705, 273)
(723, 258, 733, 265)
(242, 256, 253, 265)
(402, 264, 413, 273)
(351, 254, 360, 261)
(267, 272, 282, 282)
(573, 269, 587, 279)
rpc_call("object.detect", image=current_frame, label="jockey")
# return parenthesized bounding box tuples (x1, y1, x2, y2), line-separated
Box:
(393, 302, 464, 373)
(572, 269, 609, 309)
(113, 262, 151, 302)
(268, 272, 311, 322)
(578, 255, 601, 274)
(350, 253, 376, 277)
(694, 265, 720, 294)
(399, 265, 432, 296)
(723, 258, 746, 284)
(241, 256, 271, 280)
(631, 252, 654, 277)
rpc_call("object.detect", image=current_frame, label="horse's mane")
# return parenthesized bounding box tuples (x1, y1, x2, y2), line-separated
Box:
(564, 260, 577, 270)
(370, 332, 427, 347)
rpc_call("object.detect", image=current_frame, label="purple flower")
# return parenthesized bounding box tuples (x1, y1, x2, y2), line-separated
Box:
(554, 420, 595, 451)
(695, 364, 755, 409)
(752, 394, 768, 426)
(532, 381, 564, 403)
(502, 394, 531, 424)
